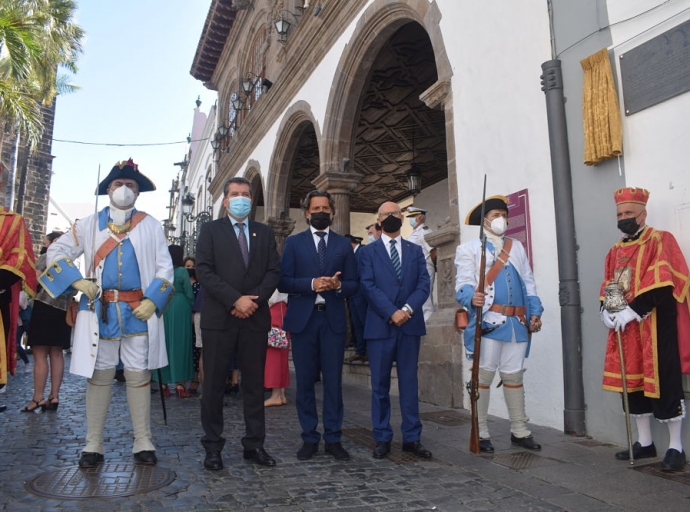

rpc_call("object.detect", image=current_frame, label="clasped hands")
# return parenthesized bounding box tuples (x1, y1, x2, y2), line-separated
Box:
(313, 272, 342, 294)
(601, 306, 640, 332)
(390, 309, 411, 327)
(232, 295, 259, 319)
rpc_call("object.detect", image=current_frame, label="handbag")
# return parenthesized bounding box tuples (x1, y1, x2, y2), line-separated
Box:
(267, 326, 289, 349)
(455, 307, 469, 331)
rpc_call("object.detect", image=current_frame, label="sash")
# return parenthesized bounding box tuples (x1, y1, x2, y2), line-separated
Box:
(94, 212, 147, 268)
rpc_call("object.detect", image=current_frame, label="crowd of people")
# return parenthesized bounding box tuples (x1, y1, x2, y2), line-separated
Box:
(1, 159, 686, 473)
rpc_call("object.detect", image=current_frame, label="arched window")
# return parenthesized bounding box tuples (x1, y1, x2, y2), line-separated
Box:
(241, 25, 268, 118)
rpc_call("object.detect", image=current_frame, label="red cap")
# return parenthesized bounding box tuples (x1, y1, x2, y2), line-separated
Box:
(613, 187, 649, 206)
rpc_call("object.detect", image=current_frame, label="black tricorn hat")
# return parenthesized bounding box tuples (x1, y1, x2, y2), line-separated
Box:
(465, 195, 509, 225)
(96, 159, 156, 195)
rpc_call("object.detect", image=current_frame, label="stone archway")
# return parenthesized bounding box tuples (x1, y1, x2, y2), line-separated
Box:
(322, 0, 462, 408)
(265, 101, 322, 252)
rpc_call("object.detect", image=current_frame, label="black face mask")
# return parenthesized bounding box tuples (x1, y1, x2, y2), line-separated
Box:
(187, 268, 196, 279)
(381, 215, 403, 233)
(309, 212, 332, 230)
(617, 217, 640, 235)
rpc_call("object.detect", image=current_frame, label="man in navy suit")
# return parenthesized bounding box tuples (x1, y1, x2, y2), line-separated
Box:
(279, 190, 359, 461)
(358, 201, 431, 460)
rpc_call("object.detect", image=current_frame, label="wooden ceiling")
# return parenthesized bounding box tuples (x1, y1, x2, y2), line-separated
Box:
(190, 0, 236, 84)
(289, 22, 447, 213)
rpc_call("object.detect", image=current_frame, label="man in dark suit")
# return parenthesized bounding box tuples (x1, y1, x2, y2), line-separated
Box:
(279, 190, 358, 461)
(196, 177, 281, 470)
(358, 201, 431, 460)
(345, 235, 368, 362)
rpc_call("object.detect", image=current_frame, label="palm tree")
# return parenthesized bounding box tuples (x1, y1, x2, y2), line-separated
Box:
(0, 0, 84, 208)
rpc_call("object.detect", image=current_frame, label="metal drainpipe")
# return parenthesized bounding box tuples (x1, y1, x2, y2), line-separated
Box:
(540, 60, 586, 436)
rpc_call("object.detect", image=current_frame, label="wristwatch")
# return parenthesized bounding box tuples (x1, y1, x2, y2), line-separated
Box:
(402, 304, 413, 316)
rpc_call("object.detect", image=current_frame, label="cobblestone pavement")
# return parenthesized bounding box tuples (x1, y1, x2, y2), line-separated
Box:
(1, 355, 689, 511)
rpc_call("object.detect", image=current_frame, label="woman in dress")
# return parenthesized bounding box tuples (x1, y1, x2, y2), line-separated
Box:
(184, 256, 203, 394)
(264, 290, 290, 407)
(21, 232, 74, 413)
(155, 245, 194, 397)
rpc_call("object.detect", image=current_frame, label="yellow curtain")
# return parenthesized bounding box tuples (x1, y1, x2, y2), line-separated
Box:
(580, 48, 623, 166)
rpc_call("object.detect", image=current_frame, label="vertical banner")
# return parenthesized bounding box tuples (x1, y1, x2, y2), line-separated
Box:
(505, 189, 533, 266)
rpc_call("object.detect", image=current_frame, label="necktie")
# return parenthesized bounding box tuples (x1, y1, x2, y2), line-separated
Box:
(390, 239, 401, 280)
(315, 232, 327, 272)
(237, 222, 249, 268)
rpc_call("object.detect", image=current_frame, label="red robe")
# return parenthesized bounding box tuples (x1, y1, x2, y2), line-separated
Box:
(600, 226, 690, 398)
(0, 207, 37, 384)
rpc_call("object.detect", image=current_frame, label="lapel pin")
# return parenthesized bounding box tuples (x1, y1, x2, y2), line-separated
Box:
(252, 232, 256, 237)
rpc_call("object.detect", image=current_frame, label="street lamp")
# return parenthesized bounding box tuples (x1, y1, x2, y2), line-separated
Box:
(406, 164, 422, 197)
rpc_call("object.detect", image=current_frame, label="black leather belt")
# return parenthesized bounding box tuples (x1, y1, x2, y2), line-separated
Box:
(314, 304, 327, 311)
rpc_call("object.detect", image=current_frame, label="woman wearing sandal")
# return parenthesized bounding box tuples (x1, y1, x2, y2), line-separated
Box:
(21, 232, 75, 413)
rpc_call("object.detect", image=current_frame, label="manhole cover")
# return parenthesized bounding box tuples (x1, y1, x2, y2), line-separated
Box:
(342, 428, 428, 464)
(24, 463, 175, 500)
(491, 451, 562, 470)
(632, 461, 690, 486)
(419, 410, 469, 426)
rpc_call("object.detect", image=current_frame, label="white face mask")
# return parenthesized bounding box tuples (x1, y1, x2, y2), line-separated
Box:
(110, 185, 136, 209)
(487, 216, 507, 236)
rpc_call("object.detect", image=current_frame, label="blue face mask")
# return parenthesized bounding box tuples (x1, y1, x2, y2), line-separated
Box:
(368, 235, 375, 244)
(409, 218, 417, 229)
(228, 196, 251, 219)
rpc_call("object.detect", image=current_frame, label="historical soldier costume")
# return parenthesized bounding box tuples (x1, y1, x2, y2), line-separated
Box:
(406, 207, 435, 321)
(39, 159, 174, 467)
(600, 187, 690, 471)
(455, 195, 543, 453)
(0, 196, 37, 412)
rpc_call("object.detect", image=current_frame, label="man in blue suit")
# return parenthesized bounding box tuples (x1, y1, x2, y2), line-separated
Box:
(358, 201, 431, 460)
(279, 190, 359, 461)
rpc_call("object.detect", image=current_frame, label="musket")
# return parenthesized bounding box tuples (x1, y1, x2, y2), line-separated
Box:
(468, 175, 488, 454)
(86, 165, 102, 310)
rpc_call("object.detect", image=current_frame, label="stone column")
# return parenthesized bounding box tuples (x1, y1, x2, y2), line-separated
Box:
(416, 78, 465, 409)
(311, 171, 362, 235)
(266, 216, 297, 255)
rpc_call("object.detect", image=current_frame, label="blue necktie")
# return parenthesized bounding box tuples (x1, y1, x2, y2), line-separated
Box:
(390, 239, 401, 280)
(237, 222, 249, 268)
(315, 232, 326, 273)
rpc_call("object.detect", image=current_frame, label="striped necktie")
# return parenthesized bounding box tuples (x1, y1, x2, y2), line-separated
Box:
(237, 222, 249, 268)
(389, 239, 401, 280)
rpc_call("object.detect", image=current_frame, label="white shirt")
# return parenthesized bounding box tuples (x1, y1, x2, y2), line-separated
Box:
(380, 232, 403, 266)
(310, 226, 330, 304)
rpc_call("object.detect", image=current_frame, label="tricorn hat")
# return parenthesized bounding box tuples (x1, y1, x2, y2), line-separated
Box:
(97, 159, 156, 195)
(465, 195, 509, 225)
(613, 187, 649, 206)
(345, 234, 363, 244)
(406, 206, 427, 217)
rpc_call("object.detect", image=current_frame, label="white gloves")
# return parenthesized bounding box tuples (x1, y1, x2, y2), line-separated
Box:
(133, 298, 157, 321)
(601, 309, 616, 330)
(72, 279, 100, 301)
(611, 306, 641, 332)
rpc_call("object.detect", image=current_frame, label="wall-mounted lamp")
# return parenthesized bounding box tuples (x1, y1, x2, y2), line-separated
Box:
(210, 137, 220, 150)
(181, 192, 195, 216)
(274, 10, 301, 44)
(406, 165, 422, 197)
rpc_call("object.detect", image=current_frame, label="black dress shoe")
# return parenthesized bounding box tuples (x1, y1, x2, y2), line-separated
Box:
(204, 450, 223, 470)
(133, 451, 157, 466)
(373, 441, 391, 459)
(78, 452, 104, 468)
(243, 448, 276, 467)
(297, 441, 319, 460)
(511, 434, 541, 451)
(479, 439, 494, 453)
(325, 442, 351, 461)
(402, 441, 432, 459)
(0, 405, 6, 413)
(660, 448, 686, 471)
(615, 441, 656, 461)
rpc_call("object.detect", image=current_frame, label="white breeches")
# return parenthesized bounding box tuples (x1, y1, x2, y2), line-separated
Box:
(95, 335, 149, 371)
(479, 337, 527, 374)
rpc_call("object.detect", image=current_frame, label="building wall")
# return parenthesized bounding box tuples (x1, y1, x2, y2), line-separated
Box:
(553, 0, 690, 446)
